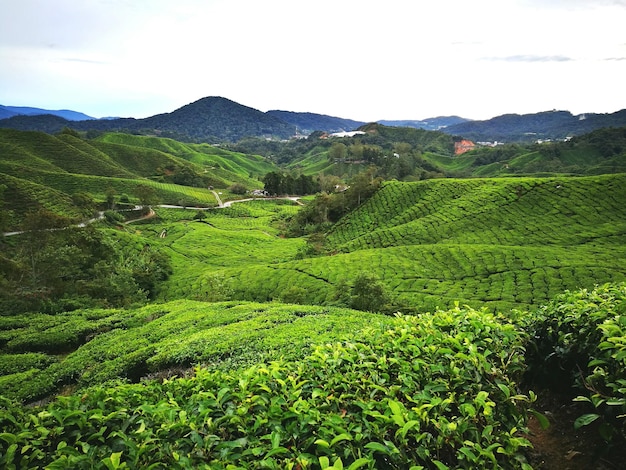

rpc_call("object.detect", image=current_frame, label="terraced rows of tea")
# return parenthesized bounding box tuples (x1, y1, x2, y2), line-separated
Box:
(327, 175, 626, 250)
(0, 129, 277, 230)
(146, 201, 305, 300)
(159, 175, 626, 312)
(0, 300, 395, 402)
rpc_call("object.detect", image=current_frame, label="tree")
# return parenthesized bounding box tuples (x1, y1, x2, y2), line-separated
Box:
(279, 286, 308, 304)
(318, 174, 342, 193)
(346, 167, 382, 207)
(349, 272, 391, 313)
(263, 171, 283, 196)
(229, 183, 247, 195)
(134, 184, 158, 212)
(193, 210, 207, 221)
(72, 191, 96, 215)
(105, 187, 117, 210)
(328, 142, 347, 161)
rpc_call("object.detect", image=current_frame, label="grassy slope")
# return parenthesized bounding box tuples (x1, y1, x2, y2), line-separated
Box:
(139, 201, 305, 299)
(327, 175, 626, 250)
(148, 176, 626, 313)
(427, 143, 626, 177)
(96, 133, 275, 181)
(0, 130, 280, 230)
(0, 300, 396, 402)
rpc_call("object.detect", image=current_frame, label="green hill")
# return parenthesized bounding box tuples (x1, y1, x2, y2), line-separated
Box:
(2, 127, 626, 468)
(428, 126, 626, 177)
(140, 176, 626, 313)
(0, 129, 279, 230)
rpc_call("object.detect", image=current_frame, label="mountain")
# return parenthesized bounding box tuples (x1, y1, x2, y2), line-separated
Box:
(266, 111, 470, 134)
(0, 105, 95, 121)
(138, 96, 295, 142)
(3, 96, 626, 144)
(266, 110, 366, 134)
(378, 116, 470, 131)
(0, 97, 296, 143)
(444, 109, 626, 142)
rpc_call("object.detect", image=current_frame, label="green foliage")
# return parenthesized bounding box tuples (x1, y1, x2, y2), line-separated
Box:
(328, 175, 626, 251)
(0, 226, 171, 314)
(524, 283, 626, 443)
(286, 168, 383, 236)
(0, 129, 279, 230)
(263, 171, 320, 196)
(331, 271, 396, 313)
(0, 301, 395, 402)
(0, 307, 535, 469)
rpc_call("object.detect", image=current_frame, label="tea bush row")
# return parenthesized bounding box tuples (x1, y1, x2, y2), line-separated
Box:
(328, 175, 626, 251)
(523, 282, 626, 443)
(0, 306, 536, 469)
(202, 243, 626, 312)
(0, 301, 394, 402)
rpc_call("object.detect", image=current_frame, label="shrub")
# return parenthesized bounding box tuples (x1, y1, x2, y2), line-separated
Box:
(0, 307, 537, 469)
(524, 283, 626, 444)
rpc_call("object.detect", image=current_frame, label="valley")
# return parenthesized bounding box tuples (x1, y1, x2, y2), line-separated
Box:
(1, 121, 625, 469)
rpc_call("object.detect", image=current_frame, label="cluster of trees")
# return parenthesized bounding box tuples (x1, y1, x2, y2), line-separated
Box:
(262, 171, 320, 196)
(0, 210, 171, 314)
(287, 168, 382, 238)
(279, 271, 399, 314)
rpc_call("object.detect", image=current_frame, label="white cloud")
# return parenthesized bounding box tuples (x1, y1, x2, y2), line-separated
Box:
(1, 0, 625, 121)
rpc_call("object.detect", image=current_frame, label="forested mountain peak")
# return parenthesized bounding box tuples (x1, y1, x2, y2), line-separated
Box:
(138, 96, 296, 142)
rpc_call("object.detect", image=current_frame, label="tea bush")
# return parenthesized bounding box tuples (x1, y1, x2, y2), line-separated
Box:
(0, 306, 536, 469)
(524, 283, 626, 442)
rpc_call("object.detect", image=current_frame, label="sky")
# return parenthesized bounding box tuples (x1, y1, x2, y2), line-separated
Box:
(1, 0, 625, 122)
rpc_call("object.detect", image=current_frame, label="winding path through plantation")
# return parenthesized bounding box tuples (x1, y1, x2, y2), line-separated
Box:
(1, 196, 302, 237)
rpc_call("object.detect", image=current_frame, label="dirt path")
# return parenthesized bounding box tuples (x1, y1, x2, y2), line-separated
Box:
(210, 190, 224, 207)
(526, 390, 625, 469)
(2, 197, 301, 237)
(124, 208, 156, 224)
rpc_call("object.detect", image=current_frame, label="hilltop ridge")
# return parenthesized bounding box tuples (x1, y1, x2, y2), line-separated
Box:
(2, 96, 626, 143)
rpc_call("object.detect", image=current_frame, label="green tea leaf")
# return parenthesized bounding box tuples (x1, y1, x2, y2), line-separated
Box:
(530, 410, 550, 430)
(574, 413, 600, 429)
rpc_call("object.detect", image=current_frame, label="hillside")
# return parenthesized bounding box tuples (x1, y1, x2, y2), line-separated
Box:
(444, 109, 626, 142)
(117, 175, 626, 315)
(378, 116, 470, 131)
(0, 129, 278, 231)
(266, 110, 366, 134)
(2, 135, 626, 468)
(423, 126, 626, 177)
(0, 97, 296, 143)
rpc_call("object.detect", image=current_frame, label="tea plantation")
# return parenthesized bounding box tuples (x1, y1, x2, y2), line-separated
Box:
(1, 129, 626, 468)
(153, 175, 626, 313)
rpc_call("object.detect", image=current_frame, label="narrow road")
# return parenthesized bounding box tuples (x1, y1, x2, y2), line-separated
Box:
(211, 190, 224, 208)
(2, 197, 301, 237)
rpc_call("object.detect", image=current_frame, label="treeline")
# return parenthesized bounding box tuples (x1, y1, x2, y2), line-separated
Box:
(0, 210, 171, 314)
(262, 171, 320, 196)
(286, 168, 383, 238)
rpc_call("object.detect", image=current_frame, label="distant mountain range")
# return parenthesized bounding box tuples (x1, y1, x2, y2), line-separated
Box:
(378, 116, 470, 131)
(266, 110, 365, 134)
(443, 110, 626, 143)
(0, 105, 95, 121)
(1, 97, 625, 143)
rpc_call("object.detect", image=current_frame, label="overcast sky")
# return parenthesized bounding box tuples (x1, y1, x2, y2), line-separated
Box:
(1, 0, 625, 121)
